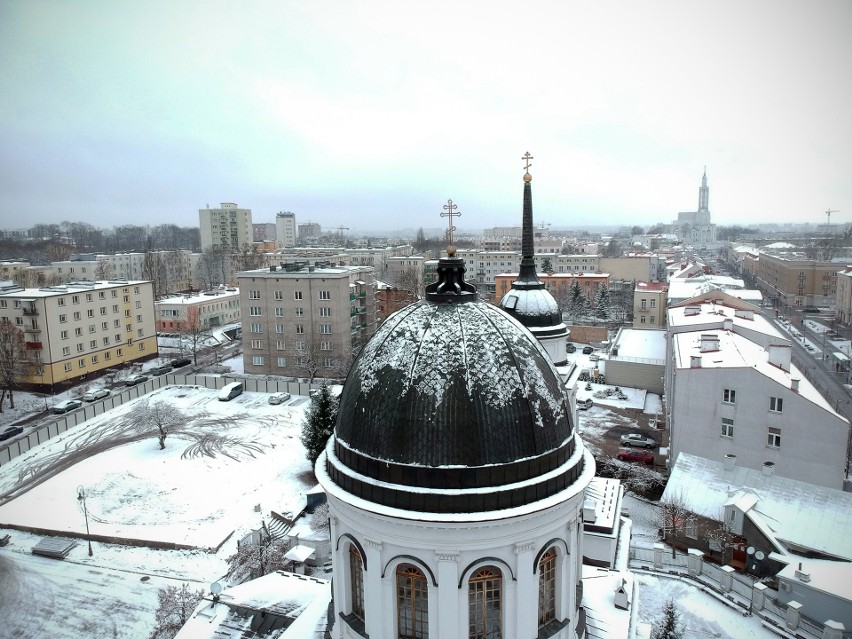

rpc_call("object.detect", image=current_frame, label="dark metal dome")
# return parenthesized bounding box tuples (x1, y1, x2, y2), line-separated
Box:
(322, 257, 585, 514)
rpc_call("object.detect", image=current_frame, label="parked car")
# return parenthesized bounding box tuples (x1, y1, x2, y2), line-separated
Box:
(566, 342, 576, 353)
(52, 399, 83, 414)
(802, 306, 820, 313)
(219, 381, 244, 401)
(616, 448, 655, 465)
(124, 373, 149, 386)
(82, 388, 110, 402)
(149, 364, 172, 376)
(619, 433, 657, 448)
(268, 392, 291, 405)
(171, 357, 192, 368)
(582, 346, 594, 354)
(828, 332, 843, 340)
(0, 426, 24, 441)
(576, 398, 593, 411)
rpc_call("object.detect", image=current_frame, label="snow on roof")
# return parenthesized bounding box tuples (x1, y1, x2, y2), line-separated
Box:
(664, 453, 852, 561)
(283, 544, 316, 563)
(763, 242, 798, 249)
(776, 557, 852, 602)
(635, 281, 668, 292)
(581, 566, 634, 639)
(176, 571, 330, 639)
(155, 288, 240, 306)
(668, 301, 780, 338)
(610, 328, 666, 361)
(672, 329, 842, 419)
(500, 287, 558, 317)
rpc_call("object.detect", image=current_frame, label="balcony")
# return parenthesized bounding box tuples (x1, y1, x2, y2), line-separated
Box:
(22, 308, 39, 316)
(356, 307, 367, 314)
(25, 341, 42, 350)
(23, 326, 41, 333)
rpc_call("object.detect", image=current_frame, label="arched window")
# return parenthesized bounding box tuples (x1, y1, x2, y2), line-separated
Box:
(349, 546, 364, 621)
(397, 563, 428, 638)
(538, 548, 557, 628)
(469, 566, 502, 639)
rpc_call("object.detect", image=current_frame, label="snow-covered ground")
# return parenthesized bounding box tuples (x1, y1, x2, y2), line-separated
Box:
(0, 363, 779, 639)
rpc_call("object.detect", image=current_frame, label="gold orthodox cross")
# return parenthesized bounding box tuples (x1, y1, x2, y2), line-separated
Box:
(522, 151, 533, 173)
(441, 199, 460, 247)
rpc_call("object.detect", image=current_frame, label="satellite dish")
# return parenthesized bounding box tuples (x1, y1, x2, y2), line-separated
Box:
(746, 546, 755, 555)
(210, 581, 223, 595)
(755, 551, 765, 560)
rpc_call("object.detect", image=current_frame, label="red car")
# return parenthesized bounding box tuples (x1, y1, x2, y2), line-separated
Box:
(616, 448, 655, 465)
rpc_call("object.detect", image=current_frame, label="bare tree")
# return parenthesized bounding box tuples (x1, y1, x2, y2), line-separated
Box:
(142, 251, 168, 299)
(136, 400, 185, 449)
(95, 258, 116, 281)
(0, 319, 35, 412)
(392, 266, 424, 298)
(150, 582, 205, 639)
(176, 307, 212, 366)
(293, 339, 322, 382)
(196, 247, 230, 290)
(226, 524, 292, 584)
(232, 243, 265, 273)
(657, 491, 697, 558)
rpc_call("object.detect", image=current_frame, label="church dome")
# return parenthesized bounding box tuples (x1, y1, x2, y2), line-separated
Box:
(499, 287, 561, 327)
(323, 256, 585, 515)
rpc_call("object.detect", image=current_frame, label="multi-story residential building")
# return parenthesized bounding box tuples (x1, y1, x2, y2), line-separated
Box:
(836, 267, 852, 325)
(600, 254, 666, 283)
(237, 264, 376, 379)
(52, 260, 99, 282)
(0, 260, 30, 281)
(386, 256, 424, 293)
(199, 202, 253, 252)
(0, 280, 157, 392)
(494, 271, 609, 306)
(344, 246, 414, 275)
(753, 251, 841, 310)
(297, 222, 321, 239)
(275, 212, 297, 248)
(155, 287, 240, 333)
(665, 292, 849, 490)
(633, 281, 668, 327)
(252, 223, 276, 243)
(375, 281, 418, 324)
(458, 250, 601, 297)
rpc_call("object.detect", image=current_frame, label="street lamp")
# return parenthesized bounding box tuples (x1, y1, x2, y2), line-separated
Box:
(77, 485, 93, 556)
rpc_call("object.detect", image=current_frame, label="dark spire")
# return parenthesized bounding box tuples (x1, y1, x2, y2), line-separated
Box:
(515, 152, 545, 290)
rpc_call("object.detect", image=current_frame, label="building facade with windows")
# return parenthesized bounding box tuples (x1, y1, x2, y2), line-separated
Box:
(155, 287, 240, 333)
(633, 281, 668, 327)
(317, 254, 594, 639)
(753, 251, 840, 310)
(665, 295, 849, 490)
(237, 264, 376, 379)
(275, 212, 297, 248)
(199, 202, 253, 252)
(0, 280, 157, 392)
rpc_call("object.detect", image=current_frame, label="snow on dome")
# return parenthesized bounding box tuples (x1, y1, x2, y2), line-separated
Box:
(500, 288, 559, 318)
(335, 297, 572, 468)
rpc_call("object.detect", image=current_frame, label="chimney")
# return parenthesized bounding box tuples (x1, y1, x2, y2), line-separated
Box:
(767, 343, 791, 372)
(791, 378, 800, 392)
(762, 461, 775, 476)
(723, 318, 734, 331)
(690, 356, 702, 368)
(700, 334, 720, 352)
(582, 498, 596, 523)
(734, 309, 754, 321)
(724, 454, 736, 471)
(794, 563, 811, 582)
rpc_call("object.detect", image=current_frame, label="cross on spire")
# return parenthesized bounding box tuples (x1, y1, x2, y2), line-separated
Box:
(441, 199, 460, 247)
(522, 151, 534, 173)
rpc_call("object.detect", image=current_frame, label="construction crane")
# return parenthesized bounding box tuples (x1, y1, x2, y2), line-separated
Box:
(826, 209, 839, 235)
(336, 226, 349, 242)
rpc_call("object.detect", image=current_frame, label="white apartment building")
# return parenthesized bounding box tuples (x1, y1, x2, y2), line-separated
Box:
(0, 280, 157, 392)
(52, 260, 99, 281)
(456, 250, 601, 297)
(199, 202, 253, 252)
(275, 212, 297, 248)
(665, 293, 849, 489)
(238, 264, 376, 380)
(343, 245, 414, 275)
(155, 287, 240, 333)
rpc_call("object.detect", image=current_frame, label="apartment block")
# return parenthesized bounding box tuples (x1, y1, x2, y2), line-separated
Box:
(155, 287, 240, 333)
(199, 202, 253, 252)
(275, 212, 297, 248)
(0, 280, 157, 392)
(494, 271, 610, 306)
(753, 251, 840, 309)
(238, 264, 376, 380)
(665, 293, 849, 489)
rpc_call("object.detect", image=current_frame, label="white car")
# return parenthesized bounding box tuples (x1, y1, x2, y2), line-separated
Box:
(619, 433, 657, 449)
(576, 398, 593, 411)
(269, 392, 291, 405)
(83, 388, 111, 402)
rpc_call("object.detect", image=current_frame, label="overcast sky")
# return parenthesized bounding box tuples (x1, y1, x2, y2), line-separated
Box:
(1, 1, 850, 235)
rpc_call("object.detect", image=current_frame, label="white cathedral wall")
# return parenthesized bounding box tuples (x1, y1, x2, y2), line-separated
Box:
(326, 486, 588, 639)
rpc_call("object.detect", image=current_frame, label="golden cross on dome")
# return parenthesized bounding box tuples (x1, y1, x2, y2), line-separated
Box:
(441, 199, 460, 247)
(522, 151, 534, 173)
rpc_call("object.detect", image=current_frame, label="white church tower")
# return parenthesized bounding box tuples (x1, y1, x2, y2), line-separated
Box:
(317, 205, 595, 638)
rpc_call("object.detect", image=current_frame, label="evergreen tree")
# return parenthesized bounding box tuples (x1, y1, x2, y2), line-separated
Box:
(595, 283, 611, 320)
(652, 600, 684, 639)
(565, 279, 584, 320)
(541, 257, 553, 273)
(300, 384, 339, 466)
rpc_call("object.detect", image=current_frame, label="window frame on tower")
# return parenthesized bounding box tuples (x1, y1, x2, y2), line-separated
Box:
(538, 548, 557, 629)
(397, 563, 429, 639)
(468, 565, 502, 639)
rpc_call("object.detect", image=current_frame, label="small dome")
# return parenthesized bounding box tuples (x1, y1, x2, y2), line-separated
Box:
(499, 287, 561, 327)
